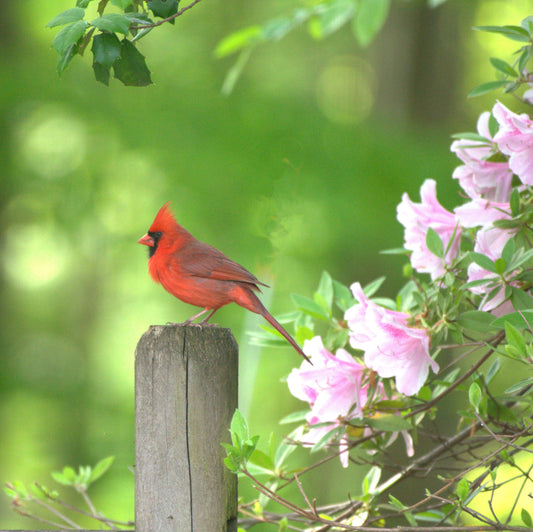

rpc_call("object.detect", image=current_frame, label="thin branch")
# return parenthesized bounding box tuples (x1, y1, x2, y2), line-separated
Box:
(133, 0, 204, 29)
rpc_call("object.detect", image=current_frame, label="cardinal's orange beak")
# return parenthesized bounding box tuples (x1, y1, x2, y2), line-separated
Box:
(138, 233, 154, 247)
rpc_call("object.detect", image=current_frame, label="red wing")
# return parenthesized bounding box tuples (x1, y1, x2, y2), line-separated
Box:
(178, 242, 268, 290)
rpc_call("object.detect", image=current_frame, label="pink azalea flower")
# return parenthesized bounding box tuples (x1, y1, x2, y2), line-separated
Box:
(455, 197, 516, 311)
(287, 336, 365, 422)
(397, 179, 461, 280)
(450, 111, 513, 202)
(345, 283, 438, 396)
(287, 336, 366, 467)
(287, 336, 414, 467)
(493, 100, 533, 185)
(454, 198, 511, 229)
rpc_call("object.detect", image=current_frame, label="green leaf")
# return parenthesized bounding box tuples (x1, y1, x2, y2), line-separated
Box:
(333, 280, 354, 311)
(426, 227, 444, 258)
(486, 357, 501, 383)
(77, 0, 94, 6)
(468, 382, 482, 413)
(521, 508, 532, 528)
(380, 247, 409, 255)
(388, 494, 406, 510)
(248, 449, 275, 474)
(504, 375, 533, 394)
(522, 16, 533, 34)
(505, 321, 527, 356)
(363, 276, 386, 297)
(501, 237, 515, 267)
(295, 324, 315, 346)
(494, 257, 506, 275)
(147, 0, 179, 19)
(509, 248, 533, 270)
(215, 26, 262, 58)
(456, 478, 469, 502)
(310, 425, 344, 453)
(489, 57, 518, 77)
(51, 471, 73, 486)
(92, 32, 122, 68)
(262, 17, 296, 41)
(510, 188, 520, 217)
(314, 293, 332, 318)
(111, 0, 133, 8)
(492, 310, 533, 330)
(362, 465, 381, 496)
(469, 251, 497, 273)
(52, 20, 88, 56)
(309, 0, 356, 40)
(468, 80, 511, 98)
(510, 286, 533, 311)
(488, 112, 499, 138)
(374, 399, 406, 411)
(57, 43, 78, 75)
(93, 62, 110, 85)
(291, 294, 330, 321)
(224, 454, 239, 472)
(91, 13, 131, 35)
(113, 39, 153, 86)
(316, 271, 334, 310)
(450, 132, 490, 142)
(354, 0, 390, 47)
(221, 48, 253, 96)
(230, 409, 249, 446)
(279, 410, 309, 424)
(361, 414, 411, 432)
(47, 8, 85, 28)
(90, 456, 115, 483)
(474, 25, 531, 42)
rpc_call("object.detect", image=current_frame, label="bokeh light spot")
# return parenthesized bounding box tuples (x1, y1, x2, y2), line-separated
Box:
(16, 105, 87, 179)
(316, 56, 375, 125)
(2, 223, 70, 288)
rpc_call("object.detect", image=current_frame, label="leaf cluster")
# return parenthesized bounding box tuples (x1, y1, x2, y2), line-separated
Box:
(46, 0, 183, 85)
(470, 17, 533, 99)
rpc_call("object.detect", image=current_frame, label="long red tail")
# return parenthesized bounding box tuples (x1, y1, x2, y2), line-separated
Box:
(233, 286, 311, 364)
(261, 307, 312, 364)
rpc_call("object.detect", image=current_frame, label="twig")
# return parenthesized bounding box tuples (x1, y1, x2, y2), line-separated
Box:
(133, 0, 204, 29)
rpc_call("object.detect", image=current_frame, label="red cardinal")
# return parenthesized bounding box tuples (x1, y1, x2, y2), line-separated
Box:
(138, 203, 310, 363)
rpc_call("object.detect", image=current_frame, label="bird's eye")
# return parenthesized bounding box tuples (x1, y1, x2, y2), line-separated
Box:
(153, 231, 162, 239)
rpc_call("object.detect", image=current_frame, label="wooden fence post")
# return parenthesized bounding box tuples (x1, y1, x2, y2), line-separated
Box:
(135, 325, 238, 532)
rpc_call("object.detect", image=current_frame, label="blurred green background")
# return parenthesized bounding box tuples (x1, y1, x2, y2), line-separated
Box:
(1, 0, 533, 528)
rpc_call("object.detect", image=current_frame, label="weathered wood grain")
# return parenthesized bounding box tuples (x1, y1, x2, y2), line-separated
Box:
(135, 325, 238, 532)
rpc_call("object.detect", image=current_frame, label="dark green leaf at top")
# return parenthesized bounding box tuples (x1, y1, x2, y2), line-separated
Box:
(113, 39, 153, 86)
(147, 0, 179, 20)
(93, 62, 110, 85)
(92, 32, 122, 68)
